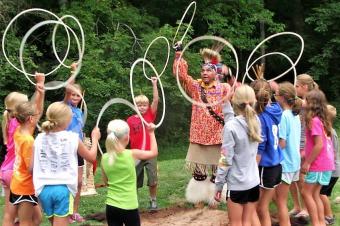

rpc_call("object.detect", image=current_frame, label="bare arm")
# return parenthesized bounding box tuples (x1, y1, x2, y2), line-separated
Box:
(78, 127, 101, 163)
(150, 77, 159, 114)
(63, 63, 77, 103)
(279, 138, 286, 149)
(301, 135, 322, 174)
(33, 73, 45, 120)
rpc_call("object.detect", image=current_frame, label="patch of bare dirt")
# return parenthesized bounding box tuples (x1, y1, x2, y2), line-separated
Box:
(84, 206, 229, 226)
(140, 206, 229, 226)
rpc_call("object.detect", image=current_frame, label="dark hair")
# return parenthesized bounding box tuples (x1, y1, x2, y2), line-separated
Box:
(250, 79, 271, 114)
(278, 82, 302, 115)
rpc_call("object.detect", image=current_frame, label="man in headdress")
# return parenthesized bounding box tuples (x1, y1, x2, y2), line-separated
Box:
(173, 43, 231, 206)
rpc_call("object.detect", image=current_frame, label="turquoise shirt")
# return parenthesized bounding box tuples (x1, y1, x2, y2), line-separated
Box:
(279, 109, 301, 172)
(101, 150, 138, 210)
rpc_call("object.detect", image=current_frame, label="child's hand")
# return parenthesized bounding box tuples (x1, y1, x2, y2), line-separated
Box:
(91, 127, 101, 141)
(151, 77, 158, 86)
(224, 85, 234, 103)
(301, 162, 310, 175)
(147, 123, 156, 132)
(214, 191, 221, 202)
(71, 62, 78, 72)
(35, 72, 45, 85)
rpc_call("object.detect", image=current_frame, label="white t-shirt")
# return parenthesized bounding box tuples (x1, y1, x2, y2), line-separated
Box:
(33, 131, 79, 196)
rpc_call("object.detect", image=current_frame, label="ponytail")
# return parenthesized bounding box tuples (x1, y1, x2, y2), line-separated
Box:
(41, 120, 58, 133)
(244, 104, 262, 142)
(292, 97, 302, 116)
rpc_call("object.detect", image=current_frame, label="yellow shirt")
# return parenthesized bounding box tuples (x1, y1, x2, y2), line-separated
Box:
(10, 128, 35, 195)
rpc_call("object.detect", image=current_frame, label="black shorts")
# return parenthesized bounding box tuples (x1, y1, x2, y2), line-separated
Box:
(9, 191, 38, 206)
(106, 205, 140, 226)
(259, 164, 282, 189)
(77, 153, 84, 166)
(320, 177, 338, 196)
(227, 185, 260, 204)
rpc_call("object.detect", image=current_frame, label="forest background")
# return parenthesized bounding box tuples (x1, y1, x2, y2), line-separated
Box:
(0, 0, 339, 143)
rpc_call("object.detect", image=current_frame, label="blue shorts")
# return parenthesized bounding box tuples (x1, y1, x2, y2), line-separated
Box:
(305, 171, 332, 185)
(38, 185, 74, 218)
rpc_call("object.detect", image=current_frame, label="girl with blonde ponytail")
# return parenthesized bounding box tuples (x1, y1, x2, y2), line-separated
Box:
(101, 119, 158, 226)
(215, 85, 261, 226)
(33, 102, 100, 226)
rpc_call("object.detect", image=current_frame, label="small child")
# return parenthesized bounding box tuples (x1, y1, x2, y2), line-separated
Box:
(215, 85, 262, 226)
(7, 73, 44, 226)
(274, 82, 302, 226)
(320, 104, 339, 225)
(126, 76, 159, 210)
(1, 73, 44, 226)
(63, 63, 86, 223)
(301, 89, 334, 226)
(33, 102, 100, 226)
(101, 119, 158, 226)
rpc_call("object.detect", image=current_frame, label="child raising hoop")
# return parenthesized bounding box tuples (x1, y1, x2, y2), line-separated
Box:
(101, 119, 158, 226)
(33, 102, 100, 226)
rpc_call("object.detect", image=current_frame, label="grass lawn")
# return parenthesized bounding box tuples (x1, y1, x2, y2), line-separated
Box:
(1, 141, 340, 225)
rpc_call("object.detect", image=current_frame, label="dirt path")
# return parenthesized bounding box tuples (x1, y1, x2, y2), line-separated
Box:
(140, 206, 229, 226)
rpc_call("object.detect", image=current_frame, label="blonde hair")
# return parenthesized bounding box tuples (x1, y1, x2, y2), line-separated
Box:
(105, 119, 130, 165)
(41, 102, 72, 133)
(297, 74, 318, 91)
(2, 92, 28, 144)
(232, 85, 262, 142)
(327, 104, 336, 123)
(278, 82, 302, 115)
(135, 95, 149, 105)
(14, 101, 36, 124)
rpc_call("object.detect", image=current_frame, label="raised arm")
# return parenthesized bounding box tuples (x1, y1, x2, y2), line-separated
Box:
(150, 77, 159, 114)
(33, 73, 45, 120)
(63, 63, 77, 103)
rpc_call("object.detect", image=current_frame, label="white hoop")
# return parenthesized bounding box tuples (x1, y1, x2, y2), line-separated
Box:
(52, 14, 85, 68)
(244, 32, 304, 82)
(2, 8, 71, 76)
(142, 36, 170, 80)
(95, 98, 146, 155)
(242, 52, 297, 85)
(19, 20, 83, 90)
(176, 35, 239, 107)
(130, 58, 166, 128)
(172, 1, 196, 47)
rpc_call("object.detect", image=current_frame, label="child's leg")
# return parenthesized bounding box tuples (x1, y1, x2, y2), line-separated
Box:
(313, 185, 325, 226)
(17, 202, 35, 226)
(302, 182, 321, 226)
(73, 166, 83, 213)
(32, 204, 42, 226)
(2, 187, 17, 226)
(146, 158, 158, 209)
(320, 195, 332, 218)
(276, 182, 291, 226)
(320, 177, 338, 218)
(53, 216, 69, 226)
(257, 188, 275, 226)
(243, 202, 257, 226)
(289, 182, 301, 213)
(227, 199, 243, 226)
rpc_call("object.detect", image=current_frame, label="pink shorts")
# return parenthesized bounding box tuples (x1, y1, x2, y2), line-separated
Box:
(0, 170, 13, 188)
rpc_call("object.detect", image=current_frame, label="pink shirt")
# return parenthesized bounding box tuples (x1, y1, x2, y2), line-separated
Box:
(0, 118, 19, 172)
(305, 116, 335, 172)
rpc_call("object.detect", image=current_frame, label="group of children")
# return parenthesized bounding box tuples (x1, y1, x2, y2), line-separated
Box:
(215, 73, 339, 226)
(0, 62, 160, 226)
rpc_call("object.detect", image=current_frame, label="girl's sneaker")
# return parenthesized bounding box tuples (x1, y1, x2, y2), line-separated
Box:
(69, 213, 85, 223)
(325, 216, 335, 225)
